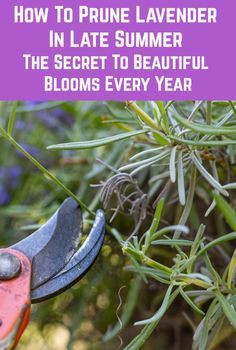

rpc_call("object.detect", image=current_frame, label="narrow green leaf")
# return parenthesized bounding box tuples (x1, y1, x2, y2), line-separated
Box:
(196, 233, 236, 259)
(174, 166, 197, 239)
(188, 101, 204, 121)
(150, 198, 165, 235)
(47, 130, 147, 150)
(125, 266, 170, 285)
(177, 151, 186, 205)
(214, 194, 236, 231)
(7, 101, 18, 135)
(169, 146, 177, 183)
(224, 183, 236, 190)
(119, 150, 170, 172)
(207, 317, 233, 350)
(142, 256, 172, 275)
(151, 129, 170, 145)
(126, 101, 158, 129)
(192, 225, 206, 254)
(130, 150, 169, 176)
(173, 111, 236, 135)
(157, 101, 170, 133)
(227, 249, 236, 289)
(229, 100, 236, 115)
(151, 101, 165, 130)
(124, 321, 159, 350)
(190, 152, 228, 197)
(130, 147, 164, 161)
(143, 198, 165, 251)
(152, 239, 193, 246)
(179, 287, 205, 316)
(206, 101, 212, 125)
(174, 274, 212, 289)
(134, 285, 174, 325)
(205, 199, 216, 217)
(169, 135, 236, 147)
(215, 291, 236, 329)
(198, 299, 218, 350)
(152, 225, 189, 241)
(124, 288, 180, 350)
(203, 252, 221, 285)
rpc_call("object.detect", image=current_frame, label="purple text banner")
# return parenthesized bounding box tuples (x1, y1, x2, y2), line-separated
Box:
(0, 0, 235, 100)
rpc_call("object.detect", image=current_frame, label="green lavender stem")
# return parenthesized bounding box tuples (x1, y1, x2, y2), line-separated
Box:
(0, 124, 95, 216)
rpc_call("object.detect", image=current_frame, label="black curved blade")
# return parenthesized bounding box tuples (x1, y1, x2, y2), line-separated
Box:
(31, 210, 105, 303)
(12, 198, 83, 289)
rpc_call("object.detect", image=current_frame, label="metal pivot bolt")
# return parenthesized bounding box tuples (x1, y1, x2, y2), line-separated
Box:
(0, 252, 21, 280)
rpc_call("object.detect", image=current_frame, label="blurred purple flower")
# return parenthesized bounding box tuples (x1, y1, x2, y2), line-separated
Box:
(17, 143, 40, 158)
(15, 120, 33, 132)
(0, 166, 22, 205)
(25, 102, 74, 130)
(0, 168, 5, 180)
(24, 101, 40, 106)
(16, 143, 54, 169)
(0, 184, 10, 205)
(9, 166, 22, 187)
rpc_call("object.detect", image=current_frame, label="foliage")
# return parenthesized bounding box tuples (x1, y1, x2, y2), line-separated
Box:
(0, 100, 235, 349)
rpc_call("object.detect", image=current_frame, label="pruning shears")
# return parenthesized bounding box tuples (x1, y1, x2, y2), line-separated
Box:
(0, 198, 106, 350)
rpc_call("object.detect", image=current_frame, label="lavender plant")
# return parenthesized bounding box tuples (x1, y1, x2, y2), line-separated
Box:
(0, 100, 235, 349)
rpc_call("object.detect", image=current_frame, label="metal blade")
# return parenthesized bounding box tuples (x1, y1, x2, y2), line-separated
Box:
(12, 198, 83, 289)
(31, 210, 105, 303)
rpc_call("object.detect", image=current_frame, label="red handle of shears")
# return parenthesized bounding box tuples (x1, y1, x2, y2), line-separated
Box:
(0, 249, 31, 350)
